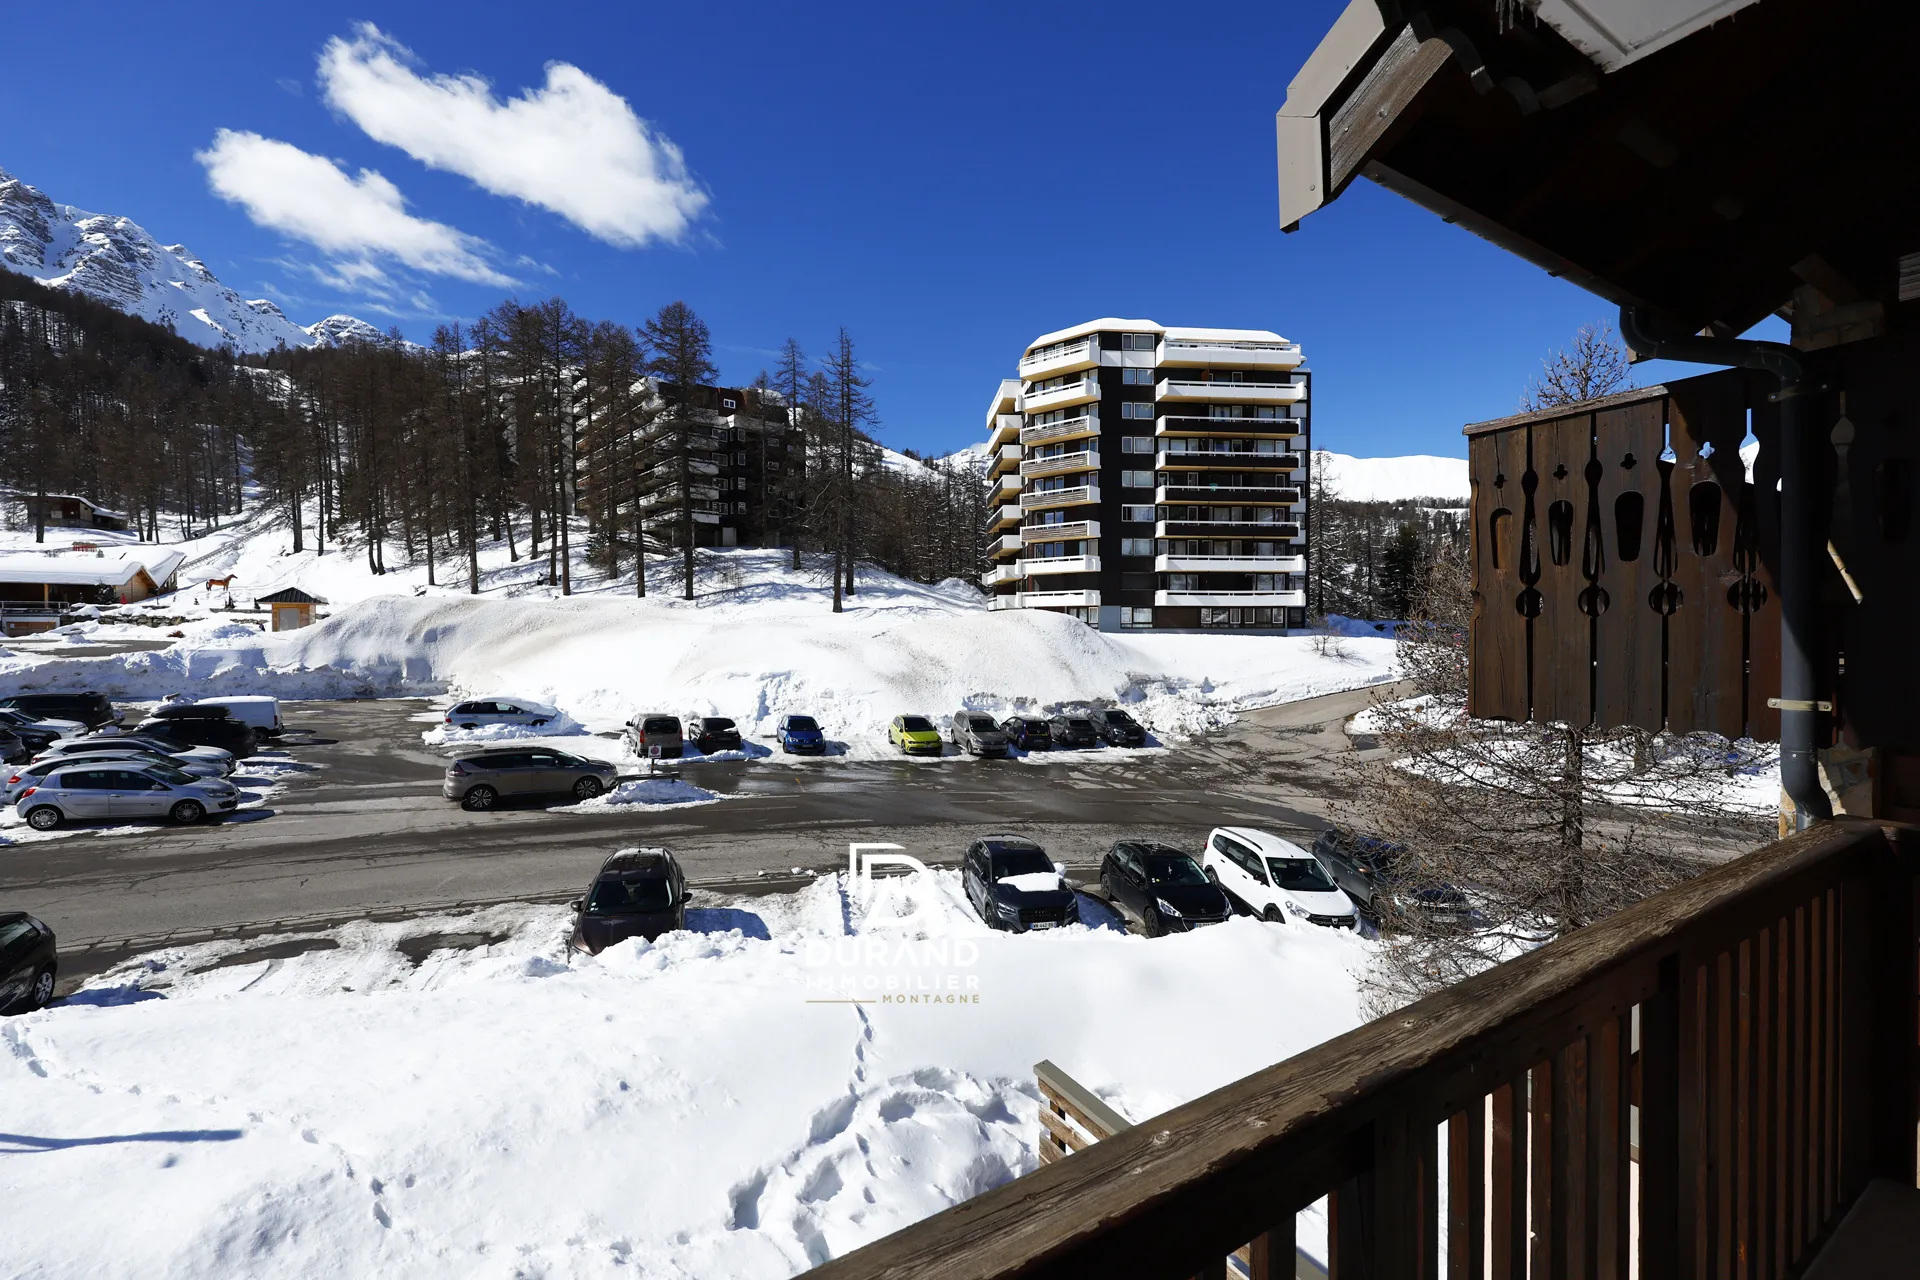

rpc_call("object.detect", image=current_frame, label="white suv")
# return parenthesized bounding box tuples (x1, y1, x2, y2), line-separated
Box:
(1200, 826, 1359, 929)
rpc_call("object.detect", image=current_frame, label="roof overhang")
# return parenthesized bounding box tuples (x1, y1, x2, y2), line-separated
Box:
(1276, 0, 1920, 336)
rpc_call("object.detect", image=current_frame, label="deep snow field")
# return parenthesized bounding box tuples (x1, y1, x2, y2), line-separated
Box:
(0, 507, 1398, 757)
(1, 870, 1367, 1278)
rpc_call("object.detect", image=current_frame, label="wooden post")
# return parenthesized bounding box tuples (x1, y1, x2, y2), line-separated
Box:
(1867, 827, 1919, 1185)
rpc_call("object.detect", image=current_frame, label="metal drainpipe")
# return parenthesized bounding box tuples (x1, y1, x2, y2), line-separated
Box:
(1617, 306, 1831, 828)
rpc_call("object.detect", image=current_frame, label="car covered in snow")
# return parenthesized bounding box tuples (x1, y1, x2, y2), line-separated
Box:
(624, 713, 684, 759)
(443, 697, 559, 730)
(16, 762, 239, 830)
(0, 691, 120, 729)
(686, 716, 742, 755)
(1201, 826, 1358, 929)
(0, 912, 57, 1015)
(999, 715, 1051, 751)
(887, 715, 943, 757)
(568, 847, 692, 953)
(776, 714, 826, 755)
(1087, 708, 1148, 748)
(442, 748, 619, 811)
(948, 712, 1009, 757)
(1047, 713, 1100, 749)
(962, 836, 1079, 932)
(1098, 841, 1232, 936)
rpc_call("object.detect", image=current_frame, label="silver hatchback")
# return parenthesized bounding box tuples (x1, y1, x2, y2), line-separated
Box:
(17, 762, 239, 830)
(442, 748, 620, 811)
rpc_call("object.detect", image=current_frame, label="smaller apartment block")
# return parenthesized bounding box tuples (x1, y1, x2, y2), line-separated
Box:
(981, 320, 1308, 631)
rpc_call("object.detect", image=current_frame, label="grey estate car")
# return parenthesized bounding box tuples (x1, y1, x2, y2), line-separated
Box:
(443, 748, 620, 810)
(948, 711, 1010, 757)
(17, 762, 239, 829)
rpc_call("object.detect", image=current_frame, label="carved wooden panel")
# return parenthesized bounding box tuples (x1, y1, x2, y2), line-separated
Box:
(1592, 399, 1667, 732)
(1469, 425, 1529, 721)
(1666, 371, 1751, 738)
(1532, 412, 1593, 726)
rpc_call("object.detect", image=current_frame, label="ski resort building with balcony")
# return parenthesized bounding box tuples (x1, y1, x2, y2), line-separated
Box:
(980, 320, 1309, 631)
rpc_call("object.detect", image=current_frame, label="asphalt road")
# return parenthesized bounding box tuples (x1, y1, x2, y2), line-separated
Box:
(0, 685, 1407, 979)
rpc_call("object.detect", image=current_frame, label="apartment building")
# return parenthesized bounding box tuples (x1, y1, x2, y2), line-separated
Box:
(981, 320, 1308, 631)
(579, 380, 802, 551)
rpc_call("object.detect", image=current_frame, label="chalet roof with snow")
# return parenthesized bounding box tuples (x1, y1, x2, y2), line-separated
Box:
(0, 548, 183, 590)
(255, 587, 327, 606)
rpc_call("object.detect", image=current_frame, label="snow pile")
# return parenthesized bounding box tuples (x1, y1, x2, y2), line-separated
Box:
(998, 870, 1064, 894)
(3, 871, 1369, 1276)
(571, 777, 722, 809)
(1315, 451, 1469, 504)
(421, 718, 589, 748)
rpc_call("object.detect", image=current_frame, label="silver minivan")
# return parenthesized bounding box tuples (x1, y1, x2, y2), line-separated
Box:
(623, 713, 684, 759)
(17, 762, 239, 829)
(442, 749, 620, 810)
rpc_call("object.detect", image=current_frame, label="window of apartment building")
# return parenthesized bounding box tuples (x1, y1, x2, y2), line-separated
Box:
(1121, 573, 1154, 592)
(1122, 505, 1155, 523)
(1120, 436, 1153, 454)
(1032, 510, 1066, 526)
(1168, 574, 1201, 592)
(1121, 334, 1156, 351)
(1120, 538, 1154, 557)
(1120, 402, 1154, 420)
(1029, 541, 1081, 559)
(1120, 607, 1153, 628)
(1120, 367, 1154, 386)
(1121, 471, 1153, 489)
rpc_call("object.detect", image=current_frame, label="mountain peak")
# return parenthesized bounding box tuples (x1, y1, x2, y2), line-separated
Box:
(0, 163, 381, 354)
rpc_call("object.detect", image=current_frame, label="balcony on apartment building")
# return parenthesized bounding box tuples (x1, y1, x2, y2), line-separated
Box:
(985, 594, 1022, 612)
(981, 562, 1025, 588)
(1022, 375, 1101, 414)
(987, 414, 1024, 449)
(1155, 415, 1301, 439)
(1155, 447, 1302, 471)
(1021, 519, 1097, 544)
(1155, 377, 1306, 406)
(1154, 553, 1306, 574)
(1019, 449, 1099, 480)
(987, 442, 1024, 479)
(1019, 589, 1100, 609)
(1021, 485, 1100, 512)
(1021, 554, 1100, 578)
(994, 473, 1024, 502)
(990, 503, 1023, 531)
(1015, 337, 1098, 380)
(1156, 336, 1304, 372)
(1154, 587, 1306, 608)
(987, 532, 1023, 558)
(1153, 482, 1301, 505)
(1019, 413, 1100, 447)
(1155, 516, 1302, 540)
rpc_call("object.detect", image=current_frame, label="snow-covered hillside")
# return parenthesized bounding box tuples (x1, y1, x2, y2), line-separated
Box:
(1314, 451, 1469, 504)
(0, 164, 379, 353)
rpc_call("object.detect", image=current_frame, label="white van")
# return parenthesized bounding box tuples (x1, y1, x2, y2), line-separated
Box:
(1200, 826, 1359, 929)
(175, 696, 283, 738)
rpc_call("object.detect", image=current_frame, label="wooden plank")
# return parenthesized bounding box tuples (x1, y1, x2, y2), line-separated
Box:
(1713, 951, 1733, 1280)
(1531, 1060, 1555, 1279)
(1789, 904, 1806, 1260)
(1735, 938, 1756, 1280)
(1591, 398, 1668, 732)
(1821, 888, 1838, 1226)
(1039, 1106, 1089, 1156)
(1331, 1172, 1373, 1280)
(1470, 428, 1530, 721)
(1491, 1081, 1524, 1280)
(1035, 1059, 1132, 1141)
(1665, 370, 1750, 737)
(1866, 830, 1920, 1188)
(1533, 412, 1593, 726)
(1593, 1016, 1631, 1280)
(1773, 913, 1792, 1276)
(1327, 26, 1454, 192)
(1553, 1038, 1591, 1280)
(1640, 960, 1682, 1280)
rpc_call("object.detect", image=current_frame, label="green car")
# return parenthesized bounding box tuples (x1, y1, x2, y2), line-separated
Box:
(888, 714, 944, 757)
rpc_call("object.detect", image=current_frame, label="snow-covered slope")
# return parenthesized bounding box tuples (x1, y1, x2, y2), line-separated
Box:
(1314, 451, 1469, 504)
(0, 164, 377, 353)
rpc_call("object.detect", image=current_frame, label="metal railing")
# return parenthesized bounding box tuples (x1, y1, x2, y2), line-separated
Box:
(1021, 415, 1100, 446)
(808, 819, 1920, 1279)
(1021, 451, 1100, 479)
(1018, 339, 1096, 375)
(1023, 520, 1097, 543)
(1022, 486, 1100, 511)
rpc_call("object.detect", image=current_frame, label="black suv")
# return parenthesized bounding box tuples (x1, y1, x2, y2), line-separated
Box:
(0, 912, 57, 1014)
(1088, 709, 1147, 748)
(133, 712, 258, 758)
(1047, 714, 1099, 749)
(1099, 840, 1232, 936)
(0, 691, 120, 729)
(569, 848, 692, 953)
(687, 716, 742, 755)
(962, 836, 1079, 932)
(1311, 829, 1478, 931)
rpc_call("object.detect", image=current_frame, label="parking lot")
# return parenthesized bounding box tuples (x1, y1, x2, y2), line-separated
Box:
(1, 689, 1409, 988)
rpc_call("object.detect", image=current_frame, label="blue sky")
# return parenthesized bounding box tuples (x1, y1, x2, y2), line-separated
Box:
(2, 1, 1746, 460)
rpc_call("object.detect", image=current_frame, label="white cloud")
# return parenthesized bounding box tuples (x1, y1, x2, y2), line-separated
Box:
(196, 129, 513, 287)
(317, 24, 708, 248)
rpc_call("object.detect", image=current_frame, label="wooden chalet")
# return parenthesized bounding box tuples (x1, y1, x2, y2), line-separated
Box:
(8, 491, 132, 532)
(255, 586, 326, 632)
(808, 3, 1920, 1278)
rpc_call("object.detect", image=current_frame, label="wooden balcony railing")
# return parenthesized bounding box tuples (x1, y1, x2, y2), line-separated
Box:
(808, 819, 1919, 1279)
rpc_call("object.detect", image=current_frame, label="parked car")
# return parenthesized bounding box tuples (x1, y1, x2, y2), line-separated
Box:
(1000, 715, 1052, 751)
(40, 734, 235, 774)
(0, 912, 57, 1014)
(0, 708, 86, 750)
(0, 692, 120, 729)
(625, 713, 684, 759)
(1048, 713, 1099, 748)
(6, 754, 212, 805)
(776, 714, 826, 755)
(962, 836, 1079, 932)
(16, 762, 239, 830)
(0, 727, 24, 765)
(1099, 841, 1233, 936)
(568, 848, 692, 953)
(1088, 708, 1148, 748)
(156, 695, 282, 738)
(1311, 829, 1478, 930)
(1201, 826, 1358, 928)
(948, 711, 1010, 757)
(442, 748, 619, 811)
(442, 697, 559, 730)
(887, 715, 943, 757)
(686, 716, 742, 755)
(130, 713, 258, 759)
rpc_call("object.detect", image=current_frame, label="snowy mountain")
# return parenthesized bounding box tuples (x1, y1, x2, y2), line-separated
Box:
(0, 164, 379, 353)
(1313, 451, 1469, 504)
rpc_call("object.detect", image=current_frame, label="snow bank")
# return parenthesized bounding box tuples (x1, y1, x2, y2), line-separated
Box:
(571, 777, 722, 809)
(1315, 451, 1468, 504)
(2, 871, 1368, 1276)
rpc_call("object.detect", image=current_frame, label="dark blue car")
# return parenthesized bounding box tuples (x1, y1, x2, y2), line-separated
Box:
(777, 714, 826, 755)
